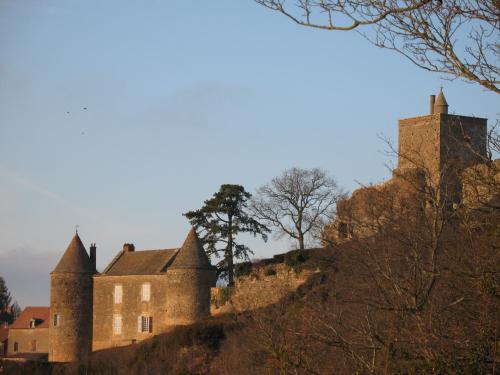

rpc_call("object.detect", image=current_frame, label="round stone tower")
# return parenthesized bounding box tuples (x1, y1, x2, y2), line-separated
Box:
(166, 228, 217, 325)
(49, 233, 94, 362)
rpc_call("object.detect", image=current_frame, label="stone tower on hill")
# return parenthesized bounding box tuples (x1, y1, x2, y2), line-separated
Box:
(165, 228, 217, 325)
(324, 89, 489, 244)
(397, 88, 487, 203)
(49, 233, 94, 362)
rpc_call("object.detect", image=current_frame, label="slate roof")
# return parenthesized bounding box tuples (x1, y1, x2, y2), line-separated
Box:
(52, 233, 93, 274)
(9, 307, 50, 329)
(102, 249, 178, 275)
(169, 228, 214, 270)
(435, 89, 448, 106)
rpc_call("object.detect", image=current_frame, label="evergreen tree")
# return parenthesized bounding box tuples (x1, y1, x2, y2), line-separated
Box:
(184, 184, 270, 286)
(0, 277, 15, 324)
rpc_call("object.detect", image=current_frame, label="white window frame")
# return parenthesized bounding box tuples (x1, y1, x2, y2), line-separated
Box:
(137, 315, 152, 333)
(141, 283, 151, 302)
(113, 314, 122, 335)
(114, 284, 123, 304)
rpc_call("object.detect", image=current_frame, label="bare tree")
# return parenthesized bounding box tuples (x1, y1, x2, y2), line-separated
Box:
(251, 167, 343, 250)
(255, 0, 500, 94)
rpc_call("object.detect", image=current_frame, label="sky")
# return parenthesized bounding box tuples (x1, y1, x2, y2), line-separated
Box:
(0, 0, 498, 307)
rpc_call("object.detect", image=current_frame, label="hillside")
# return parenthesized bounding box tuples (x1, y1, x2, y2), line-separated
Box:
(3, 220, 498, 375)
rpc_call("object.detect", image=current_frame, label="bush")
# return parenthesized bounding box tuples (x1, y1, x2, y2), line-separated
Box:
(211, 287, 233, 308)
(264, 267, 277, 276)
(235, 261, 252, 277)
(285, 250, 309, 273)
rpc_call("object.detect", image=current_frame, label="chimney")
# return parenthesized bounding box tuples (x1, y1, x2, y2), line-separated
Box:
(123, 243, 135, 252)
(430, 95, 435, 114)
(90, 243, 97, 272)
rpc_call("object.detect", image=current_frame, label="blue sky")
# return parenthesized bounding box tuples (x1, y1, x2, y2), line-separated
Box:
(0, 0, 498, 306)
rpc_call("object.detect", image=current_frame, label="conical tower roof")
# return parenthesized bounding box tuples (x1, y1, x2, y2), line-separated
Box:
(52, 233, 93, 273)
(169, 228, 213, 269)
(434, 88, 449, 114)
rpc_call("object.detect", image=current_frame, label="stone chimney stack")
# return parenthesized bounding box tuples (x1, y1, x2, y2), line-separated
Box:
(430, 95, 436, 114)
(123, 243, 135, 252)
(90, 243, 97, 272)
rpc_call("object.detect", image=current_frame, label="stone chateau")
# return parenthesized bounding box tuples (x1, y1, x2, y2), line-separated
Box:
(49, 228, 216, 362)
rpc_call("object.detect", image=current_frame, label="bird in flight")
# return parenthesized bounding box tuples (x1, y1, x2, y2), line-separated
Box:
(83, 107, 87, 110)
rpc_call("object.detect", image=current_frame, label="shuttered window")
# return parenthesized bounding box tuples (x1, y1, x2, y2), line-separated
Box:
(141, 283, 151, 302)
(137, 316, 152, 333)
(113, 314, 122, 335)
(114, 284, 122, 304)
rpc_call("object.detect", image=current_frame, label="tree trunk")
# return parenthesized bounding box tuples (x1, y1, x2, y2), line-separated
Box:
(227, 215, 234, 286)
(298, 232, 305, 251)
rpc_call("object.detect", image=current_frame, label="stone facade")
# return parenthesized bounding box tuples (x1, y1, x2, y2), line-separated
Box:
(49, 228, 216, 360)
(6, 306, 50, 359)
(398, 112, 487, 202)
(7, 328, 49, 355)
(92, 275, 169, 351)
(212, 259, 318, 314)
(49, 273, 93, 362)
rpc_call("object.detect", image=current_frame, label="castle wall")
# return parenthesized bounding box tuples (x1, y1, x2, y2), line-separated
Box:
(211, 263, 316, 314)
(92, 275, 170, 351)
(7, 328, 49, 355)
(49, 273, 92, 362)
(398, 114, 442, 182)
(164, 269, 216, 325)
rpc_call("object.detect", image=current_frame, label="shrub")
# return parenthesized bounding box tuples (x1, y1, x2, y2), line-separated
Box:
(264, 267, 277, 276)
(285, 250, 309, 273)
(211, 287, 233, 308)
(235, 261, 252, 277)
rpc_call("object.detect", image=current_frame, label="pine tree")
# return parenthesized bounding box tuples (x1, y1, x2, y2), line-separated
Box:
(184, 184, 269, 286)
(0, 277, 14, 324)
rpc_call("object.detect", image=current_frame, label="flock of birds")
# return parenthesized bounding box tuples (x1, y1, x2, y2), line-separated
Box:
(66, 107, 88, 135)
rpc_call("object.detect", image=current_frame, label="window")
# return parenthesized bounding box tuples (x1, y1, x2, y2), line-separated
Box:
(141, 283, 151, 302)
(53, 314, 60, 327)
(113, 314, 122, 335)
(31, 340, 37, 352)
(114, 284, 123, 304)
(137, 316, 152, 333)
(14, 342, 18, 352)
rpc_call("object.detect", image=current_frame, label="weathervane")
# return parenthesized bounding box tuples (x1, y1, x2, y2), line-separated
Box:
(76, 224, 79, 234)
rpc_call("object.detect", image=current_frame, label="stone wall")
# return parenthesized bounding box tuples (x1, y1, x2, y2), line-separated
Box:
(398, 114, 442, 183)
(165, 269, 216, 325)
(211, 261, 318, 314)
(92, 275, 169, 351)
(49, 273, 92, 362)
(398, 113, 487, 197)
(8, 328, 49, 354)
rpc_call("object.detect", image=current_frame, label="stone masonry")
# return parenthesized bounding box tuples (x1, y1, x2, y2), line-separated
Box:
(49, 228, 216, 361)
